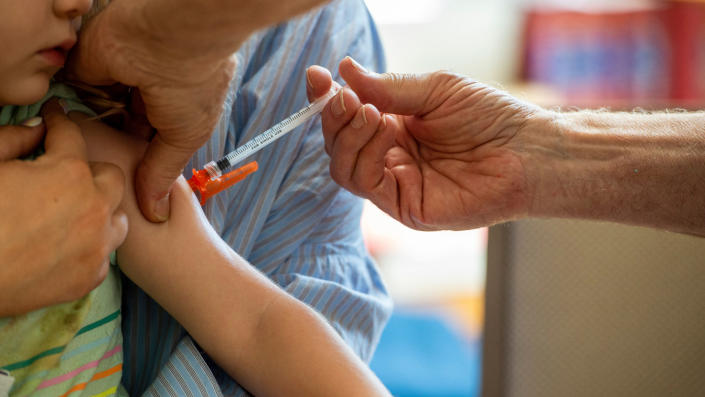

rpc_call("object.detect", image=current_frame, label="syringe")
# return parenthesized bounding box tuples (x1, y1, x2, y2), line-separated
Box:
(204, 87, 339, 179)
(188, 87, 339, 205)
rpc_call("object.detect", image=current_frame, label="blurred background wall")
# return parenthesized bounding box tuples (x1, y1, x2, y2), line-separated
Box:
(486, 220, 705, 397)
(360, 1, 705, 396)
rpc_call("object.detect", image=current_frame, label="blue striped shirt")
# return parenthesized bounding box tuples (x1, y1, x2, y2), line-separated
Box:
(120, 1, 393, 395)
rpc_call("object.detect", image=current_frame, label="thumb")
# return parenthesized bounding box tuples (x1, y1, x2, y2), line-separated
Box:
(0, 117, 46, 161)
(134, 135, 195, 222)
(339, 56, 438, 116)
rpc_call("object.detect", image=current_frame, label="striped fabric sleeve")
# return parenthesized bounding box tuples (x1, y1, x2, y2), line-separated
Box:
(142, 337, 223, 397)
(248, 112, 392, 364)
(218, 0, 392, 360)
(267, 189, 393, 362)
(245, 0, 392, 364)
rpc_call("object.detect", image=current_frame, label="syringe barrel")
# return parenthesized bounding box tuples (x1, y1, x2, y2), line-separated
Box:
(204, 161, 222, 179)
(212, 87, 340, 174)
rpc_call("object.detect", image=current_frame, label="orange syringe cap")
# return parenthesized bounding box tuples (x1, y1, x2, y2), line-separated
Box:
(188, 161, 258, 206)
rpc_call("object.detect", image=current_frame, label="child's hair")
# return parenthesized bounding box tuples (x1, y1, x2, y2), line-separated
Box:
(59, 77, 129, 122)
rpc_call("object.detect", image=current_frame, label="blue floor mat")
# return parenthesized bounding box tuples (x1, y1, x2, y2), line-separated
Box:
(370, 309, 481, 397)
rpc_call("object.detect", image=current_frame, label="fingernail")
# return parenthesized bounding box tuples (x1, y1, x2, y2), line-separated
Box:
(306, 68, 314, 90)
(347, 57, 369, 74)
(21, 116, 43, 127)
(331, 89, 346, 116)
(351, 105, 368, 129)
(154, 194, 170, 222)
(380, 114, 388, 130)
(58, 99, 70, 114)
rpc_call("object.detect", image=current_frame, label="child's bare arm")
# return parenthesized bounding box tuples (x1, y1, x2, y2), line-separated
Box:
(76, 114, 390, 397)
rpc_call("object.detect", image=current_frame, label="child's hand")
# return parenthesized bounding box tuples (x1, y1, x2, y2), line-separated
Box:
(0, 100, 128, 316)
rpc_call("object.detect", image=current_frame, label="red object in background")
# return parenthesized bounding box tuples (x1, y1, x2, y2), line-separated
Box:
(522, 1, 705, 108)
(667, 1, 705, 102)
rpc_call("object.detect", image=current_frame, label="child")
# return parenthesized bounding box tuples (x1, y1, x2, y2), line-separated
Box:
(0, 1, 124, 395)
(0, 1, 390, 396)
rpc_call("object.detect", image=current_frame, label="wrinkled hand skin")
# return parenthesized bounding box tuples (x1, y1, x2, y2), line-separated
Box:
(66, 0, 330, 222)
(307, 58, 542, 231)
(67, 3, 235, 222)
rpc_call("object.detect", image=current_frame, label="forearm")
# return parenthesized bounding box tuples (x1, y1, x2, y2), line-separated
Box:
(104, 0, 329, 62)
(523, 110, 705, 235)
(240, 293, 390, 397)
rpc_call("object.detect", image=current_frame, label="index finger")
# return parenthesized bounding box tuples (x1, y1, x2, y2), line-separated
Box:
(41, 99, 88, 161)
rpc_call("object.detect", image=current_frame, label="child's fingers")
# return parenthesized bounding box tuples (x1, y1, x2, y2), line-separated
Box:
(321, 87, 362, 155)
(328, 104, 381, 191)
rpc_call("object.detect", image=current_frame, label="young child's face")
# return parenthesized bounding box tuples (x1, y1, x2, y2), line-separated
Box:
(0, 0, 93, 106)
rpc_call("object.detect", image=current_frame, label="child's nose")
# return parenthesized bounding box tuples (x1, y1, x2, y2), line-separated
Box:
(53, 0, 94, 19)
